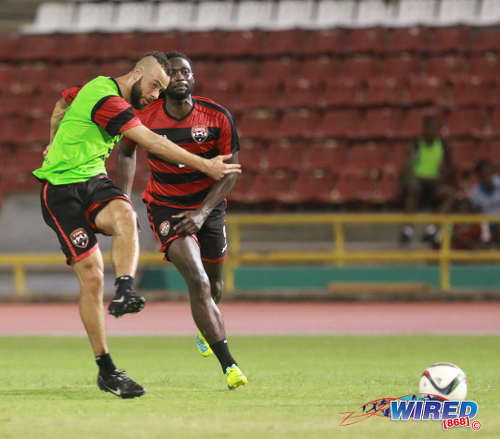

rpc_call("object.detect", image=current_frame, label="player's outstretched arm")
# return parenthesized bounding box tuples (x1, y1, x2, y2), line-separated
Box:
(116, 140, 137, 196)
(123, 125, 241, 181)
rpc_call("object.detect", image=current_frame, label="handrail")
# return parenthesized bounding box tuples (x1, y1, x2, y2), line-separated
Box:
(1, 213, 499, 295)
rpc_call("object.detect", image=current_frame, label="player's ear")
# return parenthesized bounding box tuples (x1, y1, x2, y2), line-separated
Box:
(132, 66, 143, 81)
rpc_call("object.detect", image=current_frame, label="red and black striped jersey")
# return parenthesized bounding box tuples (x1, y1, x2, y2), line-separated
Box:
(124, 96, 240, 209)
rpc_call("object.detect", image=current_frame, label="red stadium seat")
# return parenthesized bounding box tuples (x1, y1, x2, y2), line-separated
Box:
(487, 109, 500, 137)
(200, 80, 240, 109)
(339, 56, 379, 82)
(307, 29, 347, 56)
(0, 64, 14, 84)
(362, 77, 404, 106)
(262, 140, 305, 172)
(450, 140, 480, 172)
(467, 28, 500, 53)
(383, 141, 408, 175)
(0, 116, 29, 146)
(237, 109, 279, 139)
(95, 33, 145, 61)
(183, 31, 226, 57)
(238, 78, 281, 110)
(379, 174, 400, 203)
(218, 60, 258, 85)
(406, 76, 443, 105)
(259, 29, 308, 56)
(259, 58, 299, 80)
(217, 30, 264, 57)
(244, 171, 293, 204)
(334, 173, 380, 203)
(142, 32, 185, 54)
(280, 78, 322, 109)
(346, 28, 387, 54)
(25, 116, 50, 145)
(386, 27, 428, 53)
(0, 95, 36, 117)
(9, 64, 51, 95)
(303, 141, 346, 172)
(425, 55, 465, 80)
(286, 170, 336, 204)
(228, 172, 257, 204)
(298, 57, 338, 83)
(57, 34, 102, 62)
(489, 79, 500, 106)
(238, 139, 267, 173)
(318, 110, 361, 138)
(342, 144, 387, 176)
(0, 34, 23, 61)
(467, 53, 500, 82)
(276, 109, 322, 139)
(478, 140, 500, 166)
(426, 27, 469, 54)
(397, 108, 436, 139)
(98, 61, 133, 78)
(358, 108, 401, 139)
(54, 63, 96, 89)
(443, 109, 486, 137)
(379, 54, 421, 79)
(19, 35, 66, 62)
(4, 145, 45, 192)
(191, 61, 218, 87)
(322, 78, 362, 108)
(448, 76, 490, 107)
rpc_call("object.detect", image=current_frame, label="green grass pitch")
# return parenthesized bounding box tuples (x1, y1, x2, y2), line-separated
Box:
(0, 335, 498, 438)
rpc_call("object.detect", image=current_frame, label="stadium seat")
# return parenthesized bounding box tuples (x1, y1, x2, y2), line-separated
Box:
(307, 29, 348, 56)
(489, 80, 500, 107)
(217, 30, 264, 57)
(95, 33, 145, 61)
(19, 35, 66, 62)
(56, 34, 102, 62)
(477, 0, 500, 25)
(303, 141, 346, 172)
(259, 58, 299, 81)
(362, 77, 404, 106)
(259, 30, 309, 57)
(322, 78, 361, 108)
(0, 116, 29, 146)
(298, 57, 338, 83)
(425, 55, 466, 80)
(273, 0, 316, 29)
(10, 64, 51, 95)
(183, 31, 226, 58)
(356, 0, 397, 27)
(191, 61, 218, 86)
(467, 53, 500, 82)
(228, 172, 257, 204)
(358, 108, 401, 139)
(379, 54, 420, 79)
(24, 116, 50, 146)
(113, 2, 155, 32)
(436, 0, 478, 25)
(487, 109, 500, 137)
(200, 80, 240, 109)
(98, 61, 133, 78)
(334, 173, 380, 203)
(4, 145, 45, 192)
(237, 109, 279, 139)
(442, 109, 486, 137)
(263, 140, 305, 171)
(238, 139, 267, 173)
(0, 34, 23, 62)
(318, 110, 361, 138)
(425, 27, 470, 54)
(342, 144, 387, 176)
(280, 78, 322, 109)
(396, 108, 435, 138)
(151, 1, 195, 31)
(340, 56, 379, 82)
(142, 32, 186, 55)
(73, 2, 114, 33)
(384, 141, 408, 175)
(385, 26, 428, 53)
(406, 76, 443, 105)
(276, 109, 322, 139)
(314, 0, 356, 28)
(233, 0, 274, 29)
(244, 171, 293, 204)
(450, 140, 480, 171)
(467, 28, 500, 53)
(478, 139, 500, 166)
(54, 63, 96, 89)
(218, 60, 258, 85)
(0, 95, 34, 117)
(379, 174, 400, 203)
(238, 79, 282, 110)
(0, 64, 14, 85)
(395, 0, 438, 26)
(22, 2, 75, 33)
(448, 77, 490, 108)
(194, 0, 236, 30)
(345, 27, 387, 54)
(286, 170, 336, 204)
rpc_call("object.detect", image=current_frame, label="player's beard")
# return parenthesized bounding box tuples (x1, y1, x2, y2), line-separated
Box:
(130, 78, 144, 109)
(165, 82, 193, 100)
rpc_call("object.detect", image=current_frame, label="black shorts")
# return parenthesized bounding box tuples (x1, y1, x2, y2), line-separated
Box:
(144, 200, 228, 263)
(40, 174, 132, 264)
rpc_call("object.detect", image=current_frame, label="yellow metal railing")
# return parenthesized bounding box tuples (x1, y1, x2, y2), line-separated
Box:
(1, 214, 500, 295)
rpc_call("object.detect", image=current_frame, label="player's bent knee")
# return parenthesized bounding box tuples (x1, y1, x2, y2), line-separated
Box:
(187, 272, 211, 298)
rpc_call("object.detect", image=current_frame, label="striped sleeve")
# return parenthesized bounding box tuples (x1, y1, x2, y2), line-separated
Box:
(220, 110, 240, 155)
(91, 96, 142, 137)
(61, 86, 82, 105)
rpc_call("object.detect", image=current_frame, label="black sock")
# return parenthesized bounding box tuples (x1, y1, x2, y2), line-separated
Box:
(115, 275, 134, 294)
(96, 353, 117, 377)
(210, 339, 237, 373)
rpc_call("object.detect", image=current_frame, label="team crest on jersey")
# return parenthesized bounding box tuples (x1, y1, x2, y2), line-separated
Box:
(159, 220, 171, 236)
(191, 126, 208, 143)
(70, 228, 89, 249)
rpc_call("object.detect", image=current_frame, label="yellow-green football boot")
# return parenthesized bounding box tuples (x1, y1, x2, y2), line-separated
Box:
(195, 330, 213, 357)
(225, 364, 248, 390)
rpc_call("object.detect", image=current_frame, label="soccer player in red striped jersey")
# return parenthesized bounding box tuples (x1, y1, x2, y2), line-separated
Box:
(118, 52, 247, 389)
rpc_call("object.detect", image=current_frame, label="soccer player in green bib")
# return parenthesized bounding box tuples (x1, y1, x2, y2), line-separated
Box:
(33, 52, 241, 398)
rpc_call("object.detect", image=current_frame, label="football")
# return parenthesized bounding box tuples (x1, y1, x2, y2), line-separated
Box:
(418, 362, 468, 400)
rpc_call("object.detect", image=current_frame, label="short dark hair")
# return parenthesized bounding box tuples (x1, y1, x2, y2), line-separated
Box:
(165, 51, 193, 67)
(139, 51, 172, 75)
(475, 159, 493, 174)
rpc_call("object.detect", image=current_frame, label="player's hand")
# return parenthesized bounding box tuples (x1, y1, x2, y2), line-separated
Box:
(172, 209, 207, 235)
(42, 144, 51, 158)
(205, 154, 241, 180)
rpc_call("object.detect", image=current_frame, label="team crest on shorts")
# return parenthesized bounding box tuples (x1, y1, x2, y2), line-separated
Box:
(159, 220, 171, 236)
(191, 126, 208, 143)
(70, 228, 89, 248)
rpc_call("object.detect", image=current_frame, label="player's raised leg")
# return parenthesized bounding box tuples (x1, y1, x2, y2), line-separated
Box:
(73, 249, 145, 398)
(94, 199, 146, 317)
(168, 236, 247, 389)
